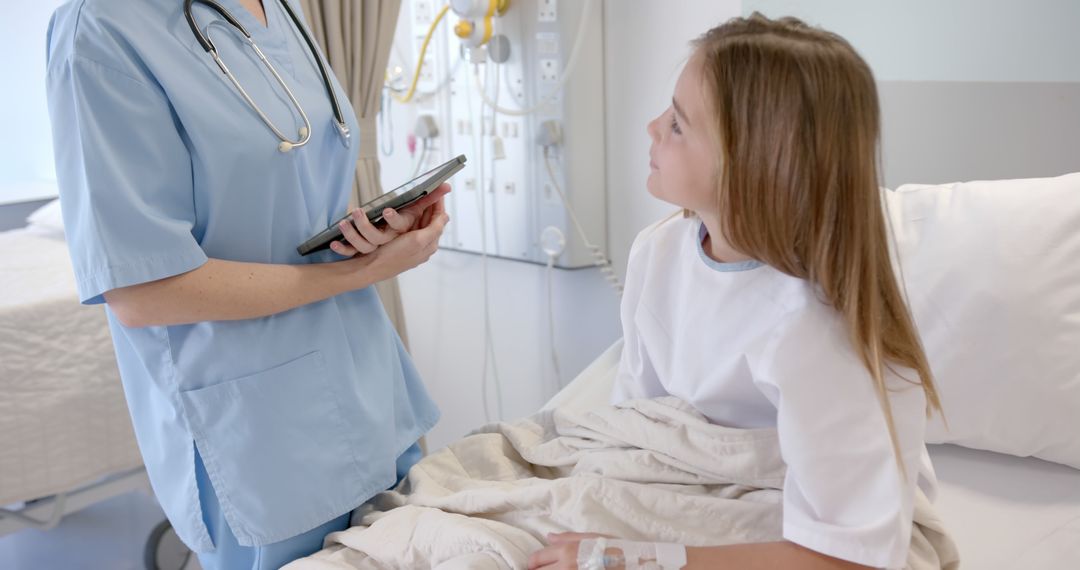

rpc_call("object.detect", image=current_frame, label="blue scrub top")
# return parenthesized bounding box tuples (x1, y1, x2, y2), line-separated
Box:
(45, 0, 439, 551)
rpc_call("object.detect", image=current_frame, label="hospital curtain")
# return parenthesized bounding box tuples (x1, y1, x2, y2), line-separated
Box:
(298, 0, 410, 349)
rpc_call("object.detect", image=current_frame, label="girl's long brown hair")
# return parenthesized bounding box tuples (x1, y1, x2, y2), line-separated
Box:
(693, 14, 943, 469)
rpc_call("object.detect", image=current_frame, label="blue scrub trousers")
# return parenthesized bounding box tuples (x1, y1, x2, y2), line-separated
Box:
(193, 443, 423, 570)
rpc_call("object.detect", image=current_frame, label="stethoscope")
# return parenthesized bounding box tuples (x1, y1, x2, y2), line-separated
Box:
(184, 0, 351, 152)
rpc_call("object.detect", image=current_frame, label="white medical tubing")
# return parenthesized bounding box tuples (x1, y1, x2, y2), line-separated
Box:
(542, 147, 623, 294)
(577, 538, 688, 569)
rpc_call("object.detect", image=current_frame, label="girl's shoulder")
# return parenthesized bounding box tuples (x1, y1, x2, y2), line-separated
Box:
(628, 211, 695, 262)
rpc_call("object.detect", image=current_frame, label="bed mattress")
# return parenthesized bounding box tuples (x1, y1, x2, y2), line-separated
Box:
(0, 228, 141, 506)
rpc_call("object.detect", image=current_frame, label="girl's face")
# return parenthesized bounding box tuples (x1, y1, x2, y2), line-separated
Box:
(646, 52, 719, 213)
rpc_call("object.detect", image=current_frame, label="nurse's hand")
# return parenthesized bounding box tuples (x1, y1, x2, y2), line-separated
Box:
(330, 184, 452, 257)
(352, 194, 450, 285)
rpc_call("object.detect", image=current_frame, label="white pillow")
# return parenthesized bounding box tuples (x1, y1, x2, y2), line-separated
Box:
(25, 198, 65, 236)
(884, 173, 1080, 469)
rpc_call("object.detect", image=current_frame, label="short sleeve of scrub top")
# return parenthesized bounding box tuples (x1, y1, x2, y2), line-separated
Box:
(47, 43, 207, 305)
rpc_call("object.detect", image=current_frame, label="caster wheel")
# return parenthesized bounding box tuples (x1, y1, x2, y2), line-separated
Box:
(144, 519, 193, 570)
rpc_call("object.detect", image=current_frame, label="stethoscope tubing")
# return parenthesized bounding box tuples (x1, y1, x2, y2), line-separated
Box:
(184, 0, 350, 151)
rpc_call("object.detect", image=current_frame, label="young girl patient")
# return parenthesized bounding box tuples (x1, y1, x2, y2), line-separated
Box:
(529, 13, 944, 570)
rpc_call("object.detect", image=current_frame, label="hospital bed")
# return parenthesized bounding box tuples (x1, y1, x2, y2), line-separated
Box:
(0, 222, 188, 568)
(546, 341, 1080, 569)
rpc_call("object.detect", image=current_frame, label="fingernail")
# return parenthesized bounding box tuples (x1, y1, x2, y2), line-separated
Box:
(384, 209, 396, 217)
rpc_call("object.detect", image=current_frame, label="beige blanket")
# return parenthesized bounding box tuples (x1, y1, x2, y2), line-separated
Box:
(287, 398, 959, 570)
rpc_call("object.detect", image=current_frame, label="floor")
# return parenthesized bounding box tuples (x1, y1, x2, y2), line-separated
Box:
(0, 491, 200, 570)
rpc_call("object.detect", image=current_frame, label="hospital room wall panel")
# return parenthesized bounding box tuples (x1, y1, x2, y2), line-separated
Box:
(744, 0, 1080, 185)
(385, 0, 742, 450)
(601, 0, 744, 281)
(398, 252, 621, 450)
(743, 0, 1080, 84)
(878, 81, 1080, 188)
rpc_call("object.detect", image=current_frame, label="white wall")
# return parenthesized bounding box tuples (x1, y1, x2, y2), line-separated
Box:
(744, 0, 1080, 187)
(602, 0, 742, 278)
(745, 0, 1080, 83)
(386, 0, 741, 449)
(0, 0, 65, 203)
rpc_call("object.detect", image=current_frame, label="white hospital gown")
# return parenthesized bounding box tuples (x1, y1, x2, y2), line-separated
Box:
(611, 215, 934, 569)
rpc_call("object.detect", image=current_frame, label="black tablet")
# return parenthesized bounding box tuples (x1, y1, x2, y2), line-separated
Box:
(297, 154, 467, 256)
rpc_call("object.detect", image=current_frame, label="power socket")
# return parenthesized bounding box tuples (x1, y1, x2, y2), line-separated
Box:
(419, 60, 435, 83)
(538, 0, 557, 22)
(540, 59, 558, 82)
(415, 0, 432, 24)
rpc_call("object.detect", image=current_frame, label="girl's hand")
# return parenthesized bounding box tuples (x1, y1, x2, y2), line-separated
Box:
(330, 183, 452, 256)
(528, 533, 619, 570)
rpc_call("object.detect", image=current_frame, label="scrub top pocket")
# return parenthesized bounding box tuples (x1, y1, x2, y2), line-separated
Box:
(180, 350, 364, 545)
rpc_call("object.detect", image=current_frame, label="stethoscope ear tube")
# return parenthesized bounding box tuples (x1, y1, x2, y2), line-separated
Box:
(186, 0, 251, 53)
(274, 0, 350, 144)
(185, 0, 348, 151)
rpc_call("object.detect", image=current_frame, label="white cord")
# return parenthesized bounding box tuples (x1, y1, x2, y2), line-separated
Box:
(545, 254, 564, 389)
(379, 88, 394, 156)
(411, 139, 430, 177)
(503, 61, 524, 106)
(467, 60, 503, 423)
(472, 0, 596, 116)
(483, 59, 505, 420)
(543, 147, 623, 294)
(487, 60, 502, 255)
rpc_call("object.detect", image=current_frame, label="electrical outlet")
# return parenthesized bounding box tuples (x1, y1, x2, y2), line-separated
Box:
(415, 0, 432, 24)
(540, 59, 558, 82)
(538, 0, 557, 22)
(419, 60, 435, 83)
(536, 33, 559, 55)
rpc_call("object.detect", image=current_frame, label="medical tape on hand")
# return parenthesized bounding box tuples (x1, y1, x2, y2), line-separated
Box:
(576, 539, 688, 569)
(577, 538, 609, 570)
(654, 543, 688, 569)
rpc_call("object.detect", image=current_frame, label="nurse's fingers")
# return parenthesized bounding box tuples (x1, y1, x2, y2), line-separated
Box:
(329, 240, 358, 257)
(338, 218, 377, 254)
(382, 208, 413, 233)
(401, 183, 452, 218)
(350, 209, 397, 246)
(409, 203, 433, 233)
(419, 210, 450, 247)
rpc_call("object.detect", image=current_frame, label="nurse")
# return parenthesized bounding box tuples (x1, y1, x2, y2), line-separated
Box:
(45, 0, 446, 568)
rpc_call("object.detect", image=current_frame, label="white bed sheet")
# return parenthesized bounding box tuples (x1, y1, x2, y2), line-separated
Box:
(0, 227, 141, 506)
(929, 445, 1080, 569)
(547, 340, 1080, 569)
